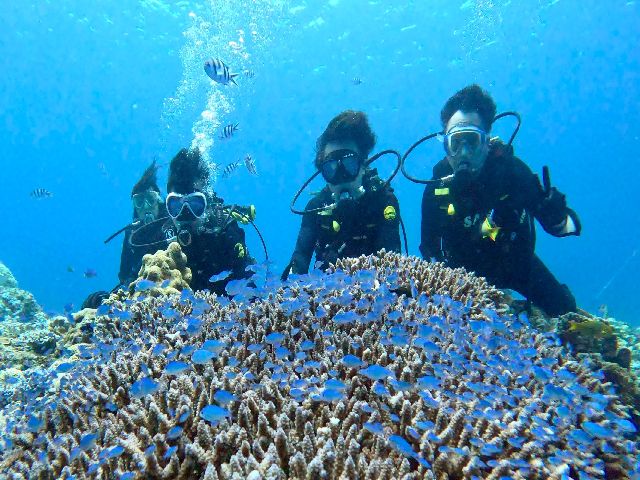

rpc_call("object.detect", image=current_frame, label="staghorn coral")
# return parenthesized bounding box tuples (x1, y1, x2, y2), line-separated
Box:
(0, 251, 638, 479)
(127, 242, 192, 298)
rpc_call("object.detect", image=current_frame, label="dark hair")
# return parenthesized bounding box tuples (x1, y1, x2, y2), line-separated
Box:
(167, 148, 209, 194)
(440, 84, 497, 132)
(131, 161, 160, 197)
(315, 110, 376, 169)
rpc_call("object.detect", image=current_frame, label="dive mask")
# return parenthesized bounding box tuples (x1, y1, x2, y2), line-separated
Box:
(443, 125, 488, 158)
(166, 192, 208, 219)
(319, 149, 363, 185)
(132, 190, 160, 209)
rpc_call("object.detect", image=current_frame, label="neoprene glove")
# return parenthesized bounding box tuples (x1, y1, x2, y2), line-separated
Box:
(538, 186, 568, 227)
(536, 166, 568, 229)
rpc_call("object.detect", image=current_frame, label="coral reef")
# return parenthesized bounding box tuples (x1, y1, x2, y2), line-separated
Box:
(127, 242, 192, 298)
(0, 262, 58, 373)
(0, 263, 17, 289)
(559, 314, 618, 362)
(0, 251, 638, 479)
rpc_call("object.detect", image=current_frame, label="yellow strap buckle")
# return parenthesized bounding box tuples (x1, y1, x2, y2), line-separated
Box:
(383, 205, 397, 220)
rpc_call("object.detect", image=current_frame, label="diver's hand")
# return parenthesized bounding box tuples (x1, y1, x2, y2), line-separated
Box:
(537, 166, 568, 228)
(81, 291, 109, 309)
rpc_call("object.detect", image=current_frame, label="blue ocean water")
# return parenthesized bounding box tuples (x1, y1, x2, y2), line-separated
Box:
(0, 0, 638, 324)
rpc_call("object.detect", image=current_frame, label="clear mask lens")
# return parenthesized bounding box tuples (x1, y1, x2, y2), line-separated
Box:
(445, 127, 486, 157)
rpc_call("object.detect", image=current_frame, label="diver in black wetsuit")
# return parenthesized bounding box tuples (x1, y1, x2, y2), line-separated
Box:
(286, 110, 401, 276)
(82, 161, 167, 309)
(118, 161, 167, 286)
(163, 148, 254, 294)
(419, 85, 581, 317)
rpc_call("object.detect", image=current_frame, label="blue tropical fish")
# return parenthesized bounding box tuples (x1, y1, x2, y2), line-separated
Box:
(191, 349, 215, 364)
(213, 390, 238, 406)
(130, 377, 160, 398)
(200, 405, 231, 425)
(165, 361, 190, 375)
(209, 270, 232, 283)
(359, 365, 394, 381)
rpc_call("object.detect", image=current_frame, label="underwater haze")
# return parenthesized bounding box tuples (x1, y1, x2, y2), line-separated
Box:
(0, 0, 639, 324)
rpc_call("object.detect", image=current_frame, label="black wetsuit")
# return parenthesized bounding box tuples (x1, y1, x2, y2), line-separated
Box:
(289, 170, 401, 274)
(420, 142, 579, 316)
(162, 204, 254, 294)
(119, 207, 168, 287)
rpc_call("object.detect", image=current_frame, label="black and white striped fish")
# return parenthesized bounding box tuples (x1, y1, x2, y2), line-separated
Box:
(243, 69, 255, 78)
(30, 188, 53, 199)
(244, 154, 258, 176)
(219, 123, 239, 140)
(221, 160, 243, 178)
(204, 58, 238, 86)
(352, 77, 363, 85)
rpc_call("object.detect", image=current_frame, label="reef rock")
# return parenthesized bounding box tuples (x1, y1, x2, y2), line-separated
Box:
(0, 252, 638, 479)
(0, 263, 54, 372)
(128, 241, 192, 298)
(0, 263, 17, 289)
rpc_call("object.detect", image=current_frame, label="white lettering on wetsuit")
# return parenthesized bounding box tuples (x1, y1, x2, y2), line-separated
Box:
(463, 214, 482, 228)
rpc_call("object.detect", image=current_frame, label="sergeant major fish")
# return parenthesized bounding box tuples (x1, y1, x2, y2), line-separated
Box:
(220, 123, 239, 140)
(30, 188, 53, 199)
(222, 161, 243, 178)
(244, 154, 258, 176)
(204, 58, 238, 86)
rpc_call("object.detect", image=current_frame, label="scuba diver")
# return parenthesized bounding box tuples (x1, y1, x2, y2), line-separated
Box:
(82, 161, 166, 309)
(118, 161, 167, 286)
(284, 110, 402, 277)
(413, 84, 581, 317)
(162, 148, 254, 293)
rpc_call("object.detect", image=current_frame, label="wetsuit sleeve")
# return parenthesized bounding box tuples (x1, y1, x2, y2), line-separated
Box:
(419, 184, 443, 261)
(513, 158, 581, 237)
(288, 198, 319, 275)
(374, 191, 401, 253)
(118, 230, 136, 286)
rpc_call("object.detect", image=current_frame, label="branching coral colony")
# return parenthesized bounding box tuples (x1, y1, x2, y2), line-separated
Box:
(1, 250, 638, 479)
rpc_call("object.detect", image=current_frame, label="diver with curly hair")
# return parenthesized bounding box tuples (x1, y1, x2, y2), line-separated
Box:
(420, 85, 581, 316)
(162, 148, 254, 293)
(285, 110, 402, 276)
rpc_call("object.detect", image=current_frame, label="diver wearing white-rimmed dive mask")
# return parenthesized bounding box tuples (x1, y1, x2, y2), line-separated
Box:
(442, 123, 489, 176)
(165, 192, 208, 246)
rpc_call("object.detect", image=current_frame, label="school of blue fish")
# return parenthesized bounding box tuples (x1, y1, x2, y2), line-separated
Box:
(0, 252, 638, 478)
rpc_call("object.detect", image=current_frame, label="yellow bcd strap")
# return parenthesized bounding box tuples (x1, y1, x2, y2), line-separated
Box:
(234, 243, 246, 258)
(434, 187, 450, 196)
(230, 205, 256, 224)
(383, 205, 397, 221)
